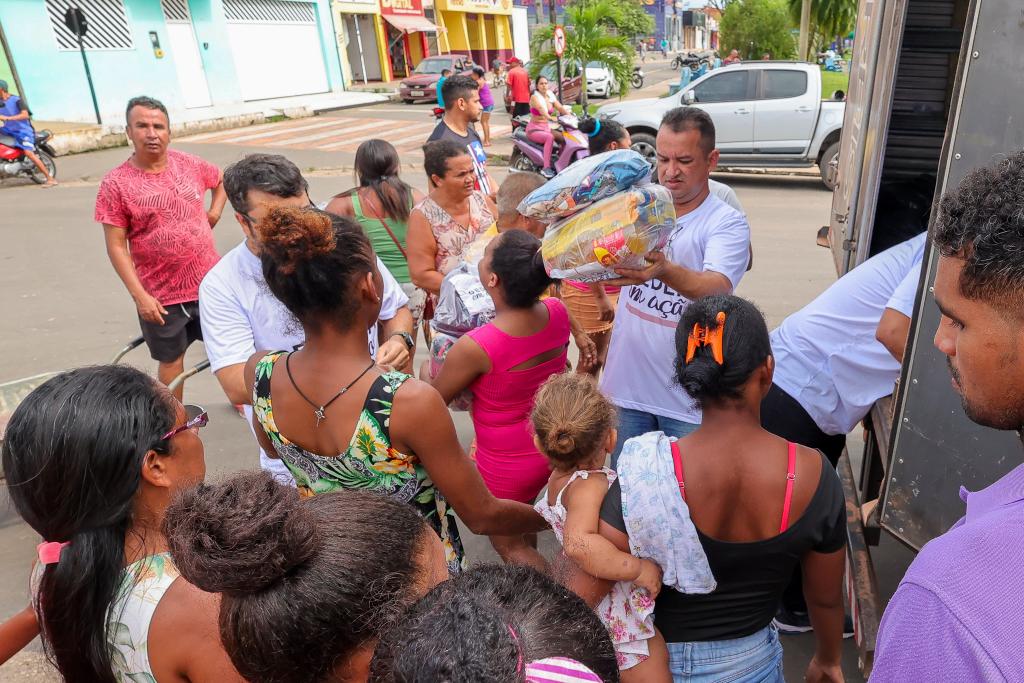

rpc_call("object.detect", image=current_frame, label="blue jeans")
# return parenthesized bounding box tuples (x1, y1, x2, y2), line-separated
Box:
(667, 625, 784, 683)
(611, 407, 699, 468)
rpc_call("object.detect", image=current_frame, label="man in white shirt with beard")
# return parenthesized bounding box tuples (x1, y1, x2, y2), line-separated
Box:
(602, 107, 751, 464)
(199, 154, 413, 483)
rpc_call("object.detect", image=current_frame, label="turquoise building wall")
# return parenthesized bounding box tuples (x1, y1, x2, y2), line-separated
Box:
(0, 0, 344, 124)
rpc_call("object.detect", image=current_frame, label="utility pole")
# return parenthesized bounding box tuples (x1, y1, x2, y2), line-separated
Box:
(549, 0, 563, 102)
(798, 0, 812, 61)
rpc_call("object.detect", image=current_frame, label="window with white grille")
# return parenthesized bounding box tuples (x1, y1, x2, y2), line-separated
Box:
(46, 0, 134, 50)
(223, 0, 316, 24)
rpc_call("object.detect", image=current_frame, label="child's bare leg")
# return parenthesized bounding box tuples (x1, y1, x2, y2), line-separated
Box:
(620, 629, 671, 683)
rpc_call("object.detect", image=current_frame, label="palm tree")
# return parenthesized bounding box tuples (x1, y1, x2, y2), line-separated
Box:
(529, 0, 635, 111)
(788, 0, 857, 59)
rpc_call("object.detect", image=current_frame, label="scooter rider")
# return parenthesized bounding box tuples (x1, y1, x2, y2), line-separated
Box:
(527, 75, 571, 179)
(0, 80, 56, 187)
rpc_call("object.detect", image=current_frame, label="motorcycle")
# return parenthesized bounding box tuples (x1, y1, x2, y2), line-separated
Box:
(0, 128, 57, 184)
(631, 65, 645, 89)
(676, 54, 711, 74)
(509, 114, 589, 176)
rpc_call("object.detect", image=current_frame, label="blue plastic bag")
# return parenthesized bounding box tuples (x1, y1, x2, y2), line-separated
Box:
(517, 148, 653, 221)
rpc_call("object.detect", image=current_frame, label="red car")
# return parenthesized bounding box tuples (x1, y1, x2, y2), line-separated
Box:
(399, 55, 476, 104)
(504, 61, 583, 113)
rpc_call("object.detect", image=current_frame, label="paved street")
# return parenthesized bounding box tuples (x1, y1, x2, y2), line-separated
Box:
(0, 62, 913, 682)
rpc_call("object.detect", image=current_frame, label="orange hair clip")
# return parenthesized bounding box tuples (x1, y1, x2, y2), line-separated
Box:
(685, 311, 727, 365)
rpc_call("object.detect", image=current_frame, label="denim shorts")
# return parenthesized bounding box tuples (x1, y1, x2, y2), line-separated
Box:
(482, 104, 494, 113)
(611, 406, 699, 468)
(667, 625, 784, 683)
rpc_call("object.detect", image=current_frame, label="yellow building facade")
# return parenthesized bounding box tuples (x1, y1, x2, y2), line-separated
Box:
(434, 0, 514, 69)
(333, 0, 391, 84)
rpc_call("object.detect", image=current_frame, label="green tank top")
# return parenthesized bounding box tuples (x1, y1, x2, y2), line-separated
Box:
(352, 191, 411, 283)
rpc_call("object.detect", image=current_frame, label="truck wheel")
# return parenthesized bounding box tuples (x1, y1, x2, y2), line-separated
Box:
(820, 141, 840, 191)
(630, 132, 657, 166)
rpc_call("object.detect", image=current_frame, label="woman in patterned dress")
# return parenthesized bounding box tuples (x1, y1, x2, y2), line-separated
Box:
(406, 139, 497, 299)
(1, 365, 244, 682)
(243, 206, 546, 574)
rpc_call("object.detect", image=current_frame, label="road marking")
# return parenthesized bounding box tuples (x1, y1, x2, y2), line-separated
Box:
(319, 122, 436, 149)
(180, 117, 345, 143)
(265, 120, 391, 146)
(224, 119, 353, 144)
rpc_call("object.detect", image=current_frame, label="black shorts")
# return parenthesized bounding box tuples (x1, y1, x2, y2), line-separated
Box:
(139, 301, 203, 363)
(512, 102, 530, 118)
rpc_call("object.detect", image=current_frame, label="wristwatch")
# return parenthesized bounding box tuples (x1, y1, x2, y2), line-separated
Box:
(391, 331, 414, 350)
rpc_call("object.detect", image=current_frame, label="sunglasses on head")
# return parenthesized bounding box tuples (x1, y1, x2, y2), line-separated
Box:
(160, 404, 209, 441)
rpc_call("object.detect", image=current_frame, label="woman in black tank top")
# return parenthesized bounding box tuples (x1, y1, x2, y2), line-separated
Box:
(569, 295, 847, 683)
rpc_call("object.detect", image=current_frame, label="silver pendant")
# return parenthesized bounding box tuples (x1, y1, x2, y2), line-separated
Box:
(314, 407, 327, 427)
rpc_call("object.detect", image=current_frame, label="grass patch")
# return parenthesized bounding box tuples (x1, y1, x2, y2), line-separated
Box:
(820, 68, 850, 99)
(571, 103, 601, 116)
(265, 114, 289, 123)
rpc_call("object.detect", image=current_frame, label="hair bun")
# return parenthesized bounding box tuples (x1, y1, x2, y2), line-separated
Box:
(163, 471, 319, 596)
(255, 206, 336, 275)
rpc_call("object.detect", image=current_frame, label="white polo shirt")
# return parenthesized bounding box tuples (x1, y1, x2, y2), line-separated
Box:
(199, 240, 408, 480)
(770, 232, 927, 435)
(601, 192, 751, 423)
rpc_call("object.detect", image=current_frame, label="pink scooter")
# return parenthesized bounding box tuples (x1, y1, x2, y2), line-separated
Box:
(509, 114, 589, 177)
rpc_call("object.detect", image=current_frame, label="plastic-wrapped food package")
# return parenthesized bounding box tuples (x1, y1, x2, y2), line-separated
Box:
(431, 262, 496, 338)
(428, 331, 474, 412)
(541, 184, 676, 283)
(517, 149, 653, 221)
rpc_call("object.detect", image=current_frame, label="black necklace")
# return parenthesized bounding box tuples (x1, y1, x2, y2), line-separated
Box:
(285, 353, 376, 428)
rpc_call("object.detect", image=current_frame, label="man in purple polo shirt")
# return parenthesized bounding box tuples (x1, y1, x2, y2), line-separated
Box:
(871, 153, 1024, 681)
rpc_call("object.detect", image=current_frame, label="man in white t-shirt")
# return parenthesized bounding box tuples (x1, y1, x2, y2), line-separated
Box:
(763, 231, 927, 467)
(602, 107, 751, 464)
(199, 154, 413, 481)
(762, 231, 925, 633)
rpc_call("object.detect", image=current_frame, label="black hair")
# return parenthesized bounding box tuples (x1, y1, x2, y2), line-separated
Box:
(661, 106, 716, 154)
(534, 74, 549, 88)
(254, 206, 375, 329)
(125, 95, 169, 125)
(349, 139, 415, 223)
(165, 471, 432, 683)
(370, 564, 619, 682)
(441, 68, 452, 76)
(423, 139, 470, 180)
(489, 229, 554, 308)
(578, 117, 629, 155)
(674, 294, 772, 407)
(223, 153, 309, 215)
(471, 66, 486, 78)
(933, 150, 1024, 309)
(441, 75, 477, 110)
(1, 366, 176, 683)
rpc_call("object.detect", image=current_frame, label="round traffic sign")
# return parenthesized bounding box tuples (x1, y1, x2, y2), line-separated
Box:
(553, 25, 566, 57)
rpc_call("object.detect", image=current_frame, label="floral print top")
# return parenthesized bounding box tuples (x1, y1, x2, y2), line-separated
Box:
(252, 351, 465, 574)
(109, 553, 179, 683)
(416, 191, 495, 277)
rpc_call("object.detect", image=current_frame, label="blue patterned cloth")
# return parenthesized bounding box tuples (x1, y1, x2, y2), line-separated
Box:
(617, 431, 716, 594)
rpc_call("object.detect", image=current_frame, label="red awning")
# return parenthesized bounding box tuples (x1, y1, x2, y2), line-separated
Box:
(382, 14, 443, 33)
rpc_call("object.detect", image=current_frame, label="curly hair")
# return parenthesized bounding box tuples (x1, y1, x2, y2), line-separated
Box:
(933, 151, 1024, 308)
(531, 373, 616, 468)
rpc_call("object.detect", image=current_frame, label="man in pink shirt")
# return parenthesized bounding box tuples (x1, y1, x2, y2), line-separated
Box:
(95, 96, 227, 400)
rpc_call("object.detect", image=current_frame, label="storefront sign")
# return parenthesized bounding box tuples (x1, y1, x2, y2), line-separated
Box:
(380, 0, 425, 16)
(440, 0, 513, 14)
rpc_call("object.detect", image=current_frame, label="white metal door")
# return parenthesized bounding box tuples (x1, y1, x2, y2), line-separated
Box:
(161, 0, 212, 108)
(511, 7, 531, 62)
(223, 0, 330, 101)
(753, 69, 817, 153)
(687, 70, 754, 153)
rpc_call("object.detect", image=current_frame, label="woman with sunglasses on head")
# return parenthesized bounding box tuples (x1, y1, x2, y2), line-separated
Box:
(1, 365, 242, 683)
(243, 206, 547, 575)
(565, 295, 847, 683)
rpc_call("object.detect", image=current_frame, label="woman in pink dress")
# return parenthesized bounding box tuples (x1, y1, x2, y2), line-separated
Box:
(428, 229, 570, 571)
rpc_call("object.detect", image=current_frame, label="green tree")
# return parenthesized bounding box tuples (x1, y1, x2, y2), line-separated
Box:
(719, 0, 797, 61)
(531, 0, 635, 108)
(788, 0, 857, 59)
(611, 0, 655, 39)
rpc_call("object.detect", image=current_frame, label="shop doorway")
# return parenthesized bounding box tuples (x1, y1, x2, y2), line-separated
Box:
(343, 14, 383, 82)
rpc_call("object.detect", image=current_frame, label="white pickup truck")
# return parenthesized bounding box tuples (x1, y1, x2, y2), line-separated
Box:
(595, 62, 845, 189)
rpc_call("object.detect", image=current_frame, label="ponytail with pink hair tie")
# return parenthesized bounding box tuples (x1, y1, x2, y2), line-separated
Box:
(37, 541, 70, 565)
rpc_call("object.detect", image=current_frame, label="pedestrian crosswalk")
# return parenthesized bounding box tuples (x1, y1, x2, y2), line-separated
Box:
(179, 115, 510, 159)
